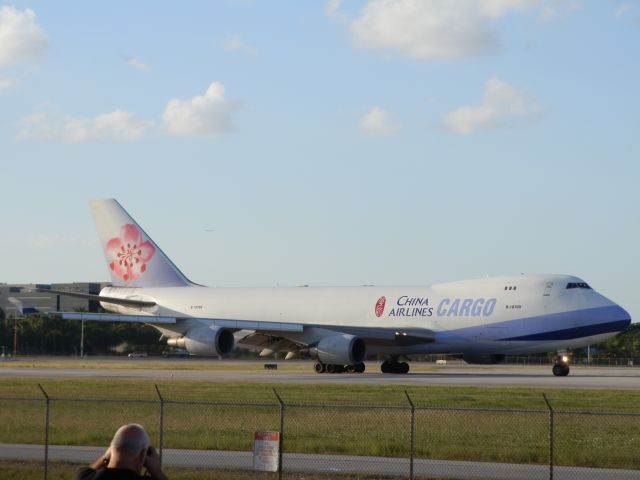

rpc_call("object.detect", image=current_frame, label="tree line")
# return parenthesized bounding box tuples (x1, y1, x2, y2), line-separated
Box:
(0, 309, 162, 355)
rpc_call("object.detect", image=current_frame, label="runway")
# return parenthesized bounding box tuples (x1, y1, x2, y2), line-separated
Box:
(1, 359, 639, 389)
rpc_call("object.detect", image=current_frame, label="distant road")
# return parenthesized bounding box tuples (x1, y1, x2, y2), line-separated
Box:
(1, 443, 638, 480)
(0, 359, 639, 389)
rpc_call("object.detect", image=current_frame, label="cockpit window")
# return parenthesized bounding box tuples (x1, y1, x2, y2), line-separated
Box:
(566, 282, 591, 289)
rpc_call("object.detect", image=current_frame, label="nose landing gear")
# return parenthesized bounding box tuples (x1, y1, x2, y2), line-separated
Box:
(552, 353, 570, 376)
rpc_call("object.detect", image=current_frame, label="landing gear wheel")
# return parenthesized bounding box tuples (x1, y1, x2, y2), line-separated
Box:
(552, 363, 570, 377)
(354, 362, 366, 373)
(314, 362, 326, 374)
(326, 363, 336, 374)
(381, 360, 409, 374)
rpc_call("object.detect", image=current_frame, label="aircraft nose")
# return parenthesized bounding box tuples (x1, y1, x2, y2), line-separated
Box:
(615, 304, 632, 328)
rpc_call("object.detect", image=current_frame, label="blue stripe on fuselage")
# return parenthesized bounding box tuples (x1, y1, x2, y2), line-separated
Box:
(500, 319, 630, 341)
(445, 305, 630, 342)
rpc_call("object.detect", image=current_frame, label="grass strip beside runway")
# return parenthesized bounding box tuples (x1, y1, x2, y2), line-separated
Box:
(0, 376, 638, 409)
(1, 378, 640, 470)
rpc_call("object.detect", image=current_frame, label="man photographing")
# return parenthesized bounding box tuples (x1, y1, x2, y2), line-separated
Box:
(76, 424, 168, 480)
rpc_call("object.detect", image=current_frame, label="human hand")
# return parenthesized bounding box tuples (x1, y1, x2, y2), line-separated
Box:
(143, 446, 167, 480)
(103, 447, 111, 465)
(89, 447, 112, 470)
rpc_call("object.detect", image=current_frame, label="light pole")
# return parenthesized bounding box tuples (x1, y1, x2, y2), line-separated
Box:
(13, 316, 18, 357)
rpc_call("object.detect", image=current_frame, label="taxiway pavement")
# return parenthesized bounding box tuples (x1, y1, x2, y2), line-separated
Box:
(0, 360, 638, 389)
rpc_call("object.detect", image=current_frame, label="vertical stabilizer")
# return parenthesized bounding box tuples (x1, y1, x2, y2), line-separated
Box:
(90, 199, 192, 287)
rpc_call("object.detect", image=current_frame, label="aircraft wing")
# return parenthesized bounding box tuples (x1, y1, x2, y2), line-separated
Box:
(236, 332, 303, 354)
(52, 311, 433, 360)
(57, 312, 304, 332)
(57, 311, 431, 341)
(33, 287, 156, 308)
(60, 312, 177, 324)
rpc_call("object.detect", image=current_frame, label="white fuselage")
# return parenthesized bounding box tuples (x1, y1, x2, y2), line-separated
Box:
(100, 273, 630, 357)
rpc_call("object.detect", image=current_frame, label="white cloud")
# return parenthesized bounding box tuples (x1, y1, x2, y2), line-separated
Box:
(443, 77, 540, 134)
(19, 110, 152, 143)
(0, 75, 16, 92)
(0, 6, 48, 67)
(480, 0, 538, 17)
(223, 34, 257, 56)
(325, 0, 346, 21)
(615, 3, 633, 17)
(345, 1, 579, 60)
(360, 107, 401, 136)
(162, 82, 240, 136)
(126, 57, 150, 71)
(349, 0, 537, 60)
(539, 1, 581, 21)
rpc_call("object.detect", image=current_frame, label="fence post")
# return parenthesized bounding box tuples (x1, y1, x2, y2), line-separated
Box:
(37, 384, 50, 480)
(542, 394, 554, 480)
(273, 388, 285, 480)
(154, 385, 164, 468)
(404, 390, 415, 480)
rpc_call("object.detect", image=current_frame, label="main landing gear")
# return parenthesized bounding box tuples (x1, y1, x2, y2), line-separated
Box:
(380, 358, 410, 374)
(314, 362, 366, 374)
(552, 353, 570, 377)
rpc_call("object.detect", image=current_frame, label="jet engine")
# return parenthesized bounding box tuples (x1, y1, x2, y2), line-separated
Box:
(462, 354, 506, 365)
(310, 334, 366, 365)
(167, 326, 234, 357)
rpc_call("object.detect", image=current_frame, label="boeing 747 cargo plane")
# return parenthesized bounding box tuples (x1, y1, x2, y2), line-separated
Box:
(46, 199, 631, 376)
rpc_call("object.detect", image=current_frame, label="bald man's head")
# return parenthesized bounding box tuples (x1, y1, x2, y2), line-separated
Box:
(110, 424, 150, 456)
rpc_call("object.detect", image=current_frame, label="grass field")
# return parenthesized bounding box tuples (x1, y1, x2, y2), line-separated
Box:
(1, 376, 640, 472)
(2, 373, 640, 408)
(0, 460, 457, 480)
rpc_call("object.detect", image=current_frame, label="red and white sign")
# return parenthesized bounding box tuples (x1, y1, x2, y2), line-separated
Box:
(253, 431, 280, 471)
(375, 296, 386, 317)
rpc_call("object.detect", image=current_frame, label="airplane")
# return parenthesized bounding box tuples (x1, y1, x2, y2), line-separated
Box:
(43, 199, 631, 376)
(7, 297, 41, 316)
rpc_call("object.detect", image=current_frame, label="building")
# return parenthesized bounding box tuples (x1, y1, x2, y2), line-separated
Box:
(0, 282, 111, 319)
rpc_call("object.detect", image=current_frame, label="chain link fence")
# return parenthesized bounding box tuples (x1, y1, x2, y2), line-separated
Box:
(1, 386, 639, 480)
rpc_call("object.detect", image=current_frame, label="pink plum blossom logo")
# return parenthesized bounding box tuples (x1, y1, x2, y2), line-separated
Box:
(106, 224, 155, 282)
(375, 296, 386, 318)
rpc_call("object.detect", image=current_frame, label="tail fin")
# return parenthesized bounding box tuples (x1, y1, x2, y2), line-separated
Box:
(7, 297, 40, 315)
(89, 199, 192, 288)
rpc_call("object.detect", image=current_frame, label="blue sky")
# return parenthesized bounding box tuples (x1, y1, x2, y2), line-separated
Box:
(1, 1, 638, 320)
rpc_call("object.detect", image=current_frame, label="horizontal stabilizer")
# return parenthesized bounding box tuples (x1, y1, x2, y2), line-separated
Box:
(34, 287, 156, 308)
